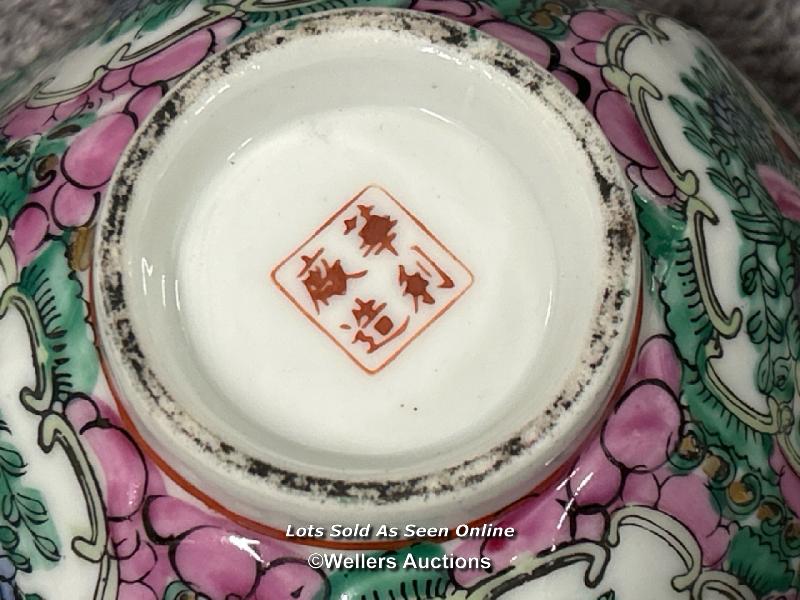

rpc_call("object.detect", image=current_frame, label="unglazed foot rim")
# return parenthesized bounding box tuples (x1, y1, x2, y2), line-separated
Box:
(93, 8, 639, 534)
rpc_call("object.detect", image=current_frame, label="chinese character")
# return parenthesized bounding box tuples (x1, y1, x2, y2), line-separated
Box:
(398, 245, 456, 312)
(344, 205, 398, 256)
(344, 297, 410, 354)
(272, 184, 473, 372)
(412, 245, 454, 289)
(351, 298, 386, 328)
(299, 248, 366, 313)
(398, 265, 435, 313)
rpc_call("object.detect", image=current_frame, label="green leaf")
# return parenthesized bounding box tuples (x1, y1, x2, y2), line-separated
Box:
(32, 533, 60, 562)
(635, 193, 714, 365)
(747, 310, 767, 344)
(732, 176, 752, 201)
(680, 74, 705, 98)
(765, 305, 785, 341)
(728, 527, 793, 595)
(16, 493, 47, 517)
(0, 444, 25, 477)
(20, 509, 49, 526)
(684, 127, 714, 158)
(163, 582, 201, 600)
(12, 489, 59, 562)
(777, 240, 796, 294)
(85, 0, 201, 45)
(669, 96, 693, 121)
(9, 550, 31, 573)
(788, 312, 800, 359)
(0, 139, 36, 220)
(688, 363, 772, 480)
(1, 495, 19, 525)
(757, 351, 773, 394)
(731, 210, 782, 244)
(0, 525, 18, 549)
(740, 253, 758, 295)
(773, 356, 795, 402)
(17, 241, 99, 403)
(139, 0, 195, 34)
(0, 417, 60, 571)
(709, 167, 737, 199)
(761, 266, 780, 299)
(1, 114, 94, 223)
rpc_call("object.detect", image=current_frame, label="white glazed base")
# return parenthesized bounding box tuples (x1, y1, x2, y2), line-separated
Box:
(95, 9, 638, 533)
(179, 107, 560, 466)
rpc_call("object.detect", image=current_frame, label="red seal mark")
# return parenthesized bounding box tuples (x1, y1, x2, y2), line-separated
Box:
(271, 185, 473, 373)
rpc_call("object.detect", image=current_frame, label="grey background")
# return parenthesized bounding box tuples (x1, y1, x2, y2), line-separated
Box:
(1, 0, 799, 115)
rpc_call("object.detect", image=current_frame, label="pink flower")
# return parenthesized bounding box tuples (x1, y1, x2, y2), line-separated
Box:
(629, 335, 682, 394)
(570, 9, 632, 45)
(409, 0, 501, 24)
(567, 439, 622, 507)
(3, 16, 244, 272)
(1, 104, 55, 138)
(131, 30, 214, 87)
(770, 444, 800, 517)
(145, 495, 324, 599)
(8, 203, 48, 266)
(451, 334, 686, 582)
(66, 395, 149, 519)
(477, 20, 552, 66)
(568, 8, 634, 70)
(621, 472, 660, 505)
(118, 582, 157, 600)
(65, 393, 173, 593)
(172, 527, 260, 598)
(758, 164, 800, 222)
(62, 113, 136, 188)
(566, 11, 677, 201)
(603, 380, 681, 473)
(657, 473, 732, 565)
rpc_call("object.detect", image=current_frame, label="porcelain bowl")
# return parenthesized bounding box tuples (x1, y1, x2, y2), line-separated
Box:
(1, 1, 800, 598)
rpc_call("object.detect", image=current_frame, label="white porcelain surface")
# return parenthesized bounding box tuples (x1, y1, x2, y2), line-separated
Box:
(5, 0, 800, 596)
(94, 10, 637, 532)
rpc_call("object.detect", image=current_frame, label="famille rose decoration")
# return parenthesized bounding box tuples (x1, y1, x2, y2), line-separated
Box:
(2, 0, 800, 599)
